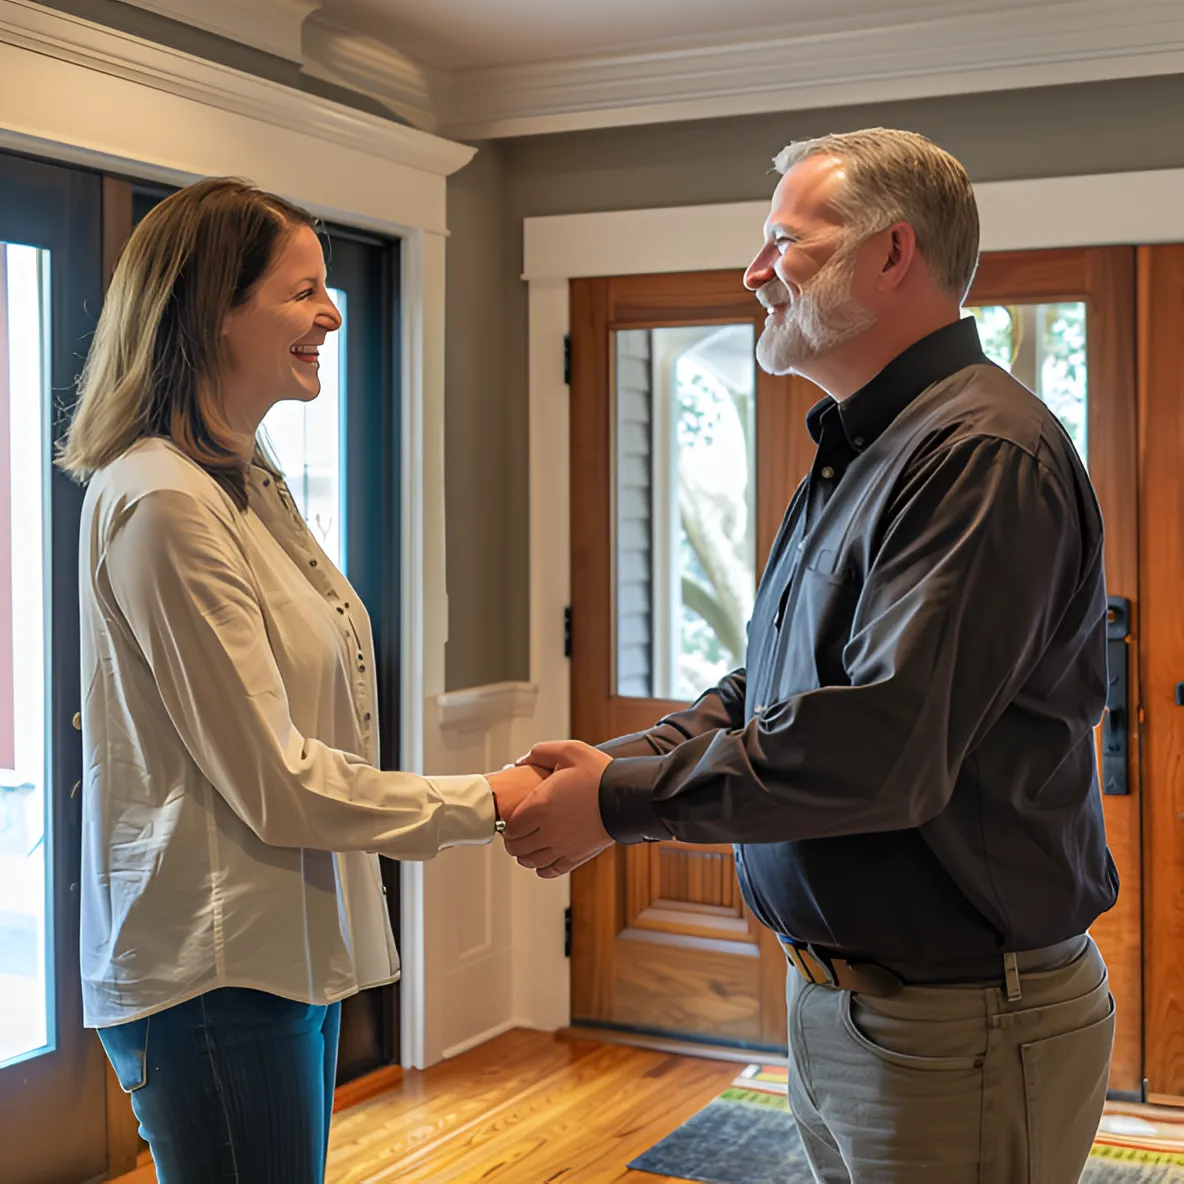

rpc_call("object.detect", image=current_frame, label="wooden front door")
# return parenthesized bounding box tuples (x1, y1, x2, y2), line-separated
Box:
(568, 251, 1144, 1087)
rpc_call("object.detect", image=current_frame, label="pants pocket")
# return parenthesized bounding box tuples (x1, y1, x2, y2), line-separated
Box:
(1021, 993, 1115, 1182)
(98, 1016, 151, 1093)
(841, 990, 985, 1071)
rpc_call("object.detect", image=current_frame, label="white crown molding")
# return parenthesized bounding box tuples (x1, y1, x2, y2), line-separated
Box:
(118, 0, 320, 63)
(0, 0, 474, 178)
(437, 0, 1184, 139)
(301, 11, 439, 134)
(436, 682, 540, 735)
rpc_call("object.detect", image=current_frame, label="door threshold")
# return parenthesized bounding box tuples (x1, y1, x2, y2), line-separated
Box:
(560, 1025, 787, 1066)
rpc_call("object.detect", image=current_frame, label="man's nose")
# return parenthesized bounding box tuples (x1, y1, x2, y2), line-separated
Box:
(744, 244, 777, 292)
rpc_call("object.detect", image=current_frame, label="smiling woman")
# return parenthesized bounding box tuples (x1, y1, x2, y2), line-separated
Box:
(53, 178, 540, 1184)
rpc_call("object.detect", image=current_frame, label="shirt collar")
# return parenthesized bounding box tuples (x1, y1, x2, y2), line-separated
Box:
(805, 316, 988, 446)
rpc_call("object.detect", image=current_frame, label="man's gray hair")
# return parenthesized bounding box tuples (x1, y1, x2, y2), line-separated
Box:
(773, 128, 980, 301)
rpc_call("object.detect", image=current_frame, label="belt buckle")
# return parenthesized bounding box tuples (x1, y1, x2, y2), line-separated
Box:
(782, 940, 835, 987)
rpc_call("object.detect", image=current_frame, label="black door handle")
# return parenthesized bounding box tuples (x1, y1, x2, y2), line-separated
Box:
(1102, 596, 1130, 796)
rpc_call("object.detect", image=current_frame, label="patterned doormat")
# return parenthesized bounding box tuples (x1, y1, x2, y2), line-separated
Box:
(627, 1066, 1184, 1184)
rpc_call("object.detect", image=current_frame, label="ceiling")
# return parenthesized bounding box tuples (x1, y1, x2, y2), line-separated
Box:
(329, 0, 1006, 72)
(119, 0, 1184, 140)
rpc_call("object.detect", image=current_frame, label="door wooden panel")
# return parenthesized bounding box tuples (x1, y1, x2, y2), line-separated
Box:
(570, 253, 1143, 1081)
(1137, 244, 1184, 1103)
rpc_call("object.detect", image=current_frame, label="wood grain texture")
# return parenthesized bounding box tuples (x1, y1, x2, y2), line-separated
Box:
(332, 1064, 403, 1113)
(1138, 244, 1184, 1099)
(969, 247, 1143, 1094)
(327, 1030, 740, 1183)
(613, 931, 762, 1042)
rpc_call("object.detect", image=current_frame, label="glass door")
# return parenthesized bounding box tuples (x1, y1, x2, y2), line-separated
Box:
(0, 152, 107, 1182)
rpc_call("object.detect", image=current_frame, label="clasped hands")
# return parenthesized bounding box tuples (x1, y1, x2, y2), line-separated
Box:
(485, 741, 613, 878)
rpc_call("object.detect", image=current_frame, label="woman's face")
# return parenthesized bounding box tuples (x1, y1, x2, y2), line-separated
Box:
(221, 224, 342, 431)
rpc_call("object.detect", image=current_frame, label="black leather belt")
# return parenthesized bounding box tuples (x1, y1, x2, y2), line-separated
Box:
(778, 935, 1088, 998)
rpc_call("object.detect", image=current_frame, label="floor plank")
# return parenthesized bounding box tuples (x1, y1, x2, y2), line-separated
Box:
(328, 1030, 739, 1183)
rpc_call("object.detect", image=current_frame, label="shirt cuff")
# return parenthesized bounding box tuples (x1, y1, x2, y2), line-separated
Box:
(424, 774, 497, 845)
(598, 757, 670, 844)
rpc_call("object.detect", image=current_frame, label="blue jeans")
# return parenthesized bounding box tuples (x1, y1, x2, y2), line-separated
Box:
(98, 988, 342, 1184)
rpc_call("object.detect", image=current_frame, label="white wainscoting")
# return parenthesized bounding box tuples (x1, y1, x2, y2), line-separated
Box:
(421, 681, 571, 1064)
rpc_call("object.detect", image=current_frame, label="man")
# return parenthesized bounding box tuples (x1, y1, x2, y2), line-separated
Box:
(503, 128, 1117, 1183)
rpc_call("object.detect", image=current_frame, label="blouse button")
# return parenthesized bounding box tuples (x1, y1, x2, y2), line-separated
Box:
(821, 466, 835, 479)
(337, 607, 344, 615)
(262, 478, 271, 487)
(364, 713, 371, 722)
(309, 559, 318, 568)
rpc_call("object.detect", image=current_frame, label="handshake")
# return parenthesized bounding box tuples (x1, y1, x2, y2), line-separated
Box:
(484, 741, 614, 878)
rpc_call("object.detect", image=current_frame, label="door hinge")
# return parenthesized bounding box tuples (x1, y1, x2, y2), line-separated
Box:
(563, 605, 572, 657)
(564, 906, 572, 958)
(563, 334, 571, 386)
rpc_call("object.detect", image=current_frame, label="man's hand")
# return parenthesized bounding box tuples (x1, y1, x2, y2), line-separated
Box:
(503, 740, 614, 878)
(486, 763, 545, 827)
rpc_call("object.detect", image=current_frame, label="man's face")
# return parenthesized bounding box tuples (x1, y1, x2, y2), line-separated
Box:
(744, 155, 878, 376)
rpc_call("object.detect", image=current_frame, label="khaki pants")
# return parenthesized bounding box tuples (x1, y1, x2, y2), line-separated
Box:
(785, 938, 1114, 1183)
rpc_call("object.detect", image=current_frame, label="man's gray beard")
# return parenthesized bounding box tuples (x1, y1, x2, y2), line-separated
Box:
(755, 253, 878, 376)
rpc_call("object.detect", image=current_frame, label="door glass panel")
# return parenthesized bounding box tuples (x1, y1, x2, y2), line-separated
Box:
(261, 287, 347, 568)
(0, 243, 51, 1068)
(968, 303, 1088, 462)
(615, 324, 756, 701)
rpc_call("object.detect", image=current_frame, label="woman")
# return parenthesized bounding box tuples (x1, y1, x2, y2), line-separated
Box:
(58, 178, 540, 1182)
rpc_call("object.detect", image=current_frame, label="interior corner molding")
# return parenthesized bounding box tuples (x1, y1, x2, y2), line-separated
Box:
(436, 682, 541, 735)
(301, 11, 440, 134)
(437, 0, 1184, 139)
(0, 0, 475, 179)
(116, 0, 319, 63)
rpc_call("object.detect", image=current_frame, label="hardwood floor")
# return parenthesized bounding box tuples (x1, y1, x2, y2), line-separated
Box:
(112, 1028, 741, 1183)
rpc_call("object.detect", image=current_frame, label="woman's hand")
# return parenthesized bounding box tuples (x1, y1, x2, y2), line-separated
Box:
(486, 763, 546, 827)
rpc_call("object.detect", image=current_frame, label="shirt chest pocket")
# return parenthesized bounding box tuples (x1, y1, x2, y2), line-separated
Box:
(793, 551, 861, 689)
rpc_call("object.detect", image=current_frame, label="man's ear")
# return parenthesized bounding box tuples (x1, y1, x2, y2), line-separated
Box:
(877, 223, 918, 292)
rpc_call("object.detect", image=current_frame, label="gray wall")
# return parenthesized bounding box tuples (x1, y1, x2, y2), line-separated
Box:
(446, 73, 1184, 686)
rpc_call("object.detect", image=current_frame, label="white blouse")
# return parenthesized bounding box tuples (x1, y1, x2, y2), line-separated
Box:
(78, 438, 494, 1028)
